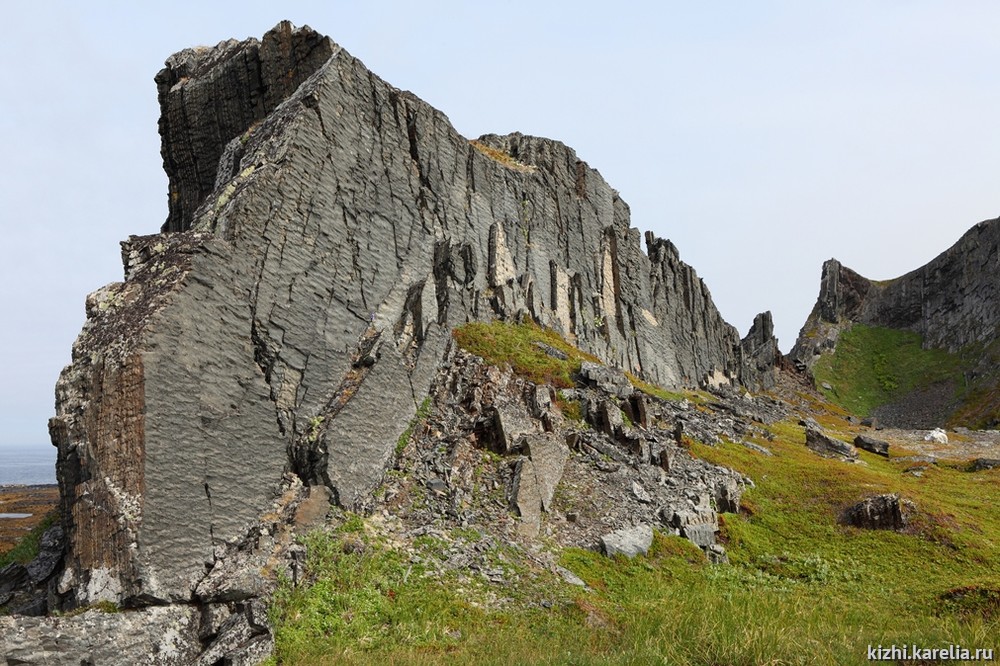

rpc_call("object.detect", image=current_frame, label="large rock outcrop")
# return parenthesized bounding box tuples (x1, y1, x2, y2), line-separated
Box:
(45, 21, 780, 614)
(791, 217, 1000, 368)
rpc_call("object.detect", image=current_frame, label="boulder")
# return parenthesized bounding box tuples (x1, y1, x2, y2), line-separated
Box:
(805, 428, 859, 461)
(600, 524, 654, 558)
(841, 494, 916, 530)
(580, 362, 633, 399)
(969, 458, 1000, 472)
(669, 508, 719, 548)
(853, 434, 890, 457)
(924, 428, 949, 444)
(510, 433, 569, 536)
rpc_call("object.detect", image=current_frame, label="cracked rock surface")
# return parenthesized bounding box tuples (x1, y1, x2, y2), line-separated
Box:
(48, 20, 780, 612)
(26, 20, 785, 664)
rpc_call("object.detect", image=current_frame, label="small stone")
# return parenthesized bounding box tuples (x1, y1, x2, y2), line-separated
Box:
(427, 478, 449, 494)
(631, 481, 652, 504)
(554, 565, 587, 587)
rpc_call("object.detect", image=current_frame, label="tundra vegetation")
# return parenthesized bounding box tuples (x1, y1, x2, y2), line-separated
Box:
(263, 322, 1000, 665)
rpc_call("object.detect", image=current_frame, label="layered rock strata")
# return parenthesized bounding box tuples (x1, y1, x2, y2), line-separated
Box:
(47, 21, 780, 613)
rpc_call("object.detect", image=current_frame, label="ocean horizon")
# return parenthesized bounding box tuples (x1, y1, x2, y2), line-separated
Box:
(0, 445, 57, 486)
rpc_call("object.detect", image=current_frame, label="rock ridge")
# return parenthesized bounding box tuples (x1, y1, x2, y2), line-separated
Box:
(42, 19, 781, 628)
(792, 216, 1000, 368)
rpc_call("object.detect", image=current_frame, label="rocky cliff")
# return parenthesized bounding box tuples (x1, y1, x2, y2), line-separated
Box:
(790, 216, 1000, 427)
(792, 216, 1000, 367)
(42, 20, 779, 621)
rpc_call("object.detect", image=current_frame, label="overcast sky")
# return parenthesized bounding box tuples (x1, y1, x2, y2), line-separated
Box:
(2, 2, 998, 450)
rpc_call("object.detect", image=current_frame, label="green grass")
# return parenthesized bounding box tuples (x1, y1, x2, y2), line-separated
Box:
(0, 511, 58, 568)
(268, 322, 1000, 663)
(452, 320, 601, 388)
(269, 413, 1000, 664)
(453, 320, 708, 411)
(812, 324, 963, 417)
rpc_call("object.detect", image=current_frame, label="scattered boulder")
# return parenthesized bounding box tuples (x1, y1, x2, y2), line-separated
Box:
(841, 494, 916, 530)
(853, 434, 890, 457)
(714, 478, 742, 513)
(486, 403, 538, 454)
(706, 544, 729, 564)
(740, 440, 773, 456)
(554, 565, 588, 588)
(805, 428, 859, 461)
(924, 428, 949, 444)
(631, 481, 652, 504)
(533, 342, 568, 360)
(600, 524, 654, 558)
(969, 458, 1000, 472)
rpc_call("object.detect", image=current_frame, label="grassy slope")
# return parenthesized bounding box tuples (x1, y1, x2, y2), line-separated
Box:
(267, 322, 1000, 664)
(811, 324, 964, 418)
(450, 320, 600, 388)
(813, 323, 1000, 428)
(268, 429, 1000, 664)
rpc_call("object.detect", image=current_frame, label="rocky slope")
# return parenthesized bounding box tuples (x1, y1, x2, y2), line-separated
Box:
(1, 20, 789, 664)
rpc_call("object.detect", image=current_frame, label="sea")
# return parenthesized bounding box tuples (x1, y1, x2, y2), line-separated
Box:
(0, 445, 57, 486)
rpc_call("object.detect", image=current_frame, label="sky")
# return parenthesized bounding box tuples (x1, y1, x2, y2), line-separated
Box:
(1, 1, 997, 450)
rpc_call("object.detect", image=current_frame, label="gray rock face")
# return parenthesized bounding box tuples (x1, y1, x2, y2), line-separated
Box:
(511, 433, 570, 536)
(792, 217, 1000, 369)
(805, 428, 859, 461)
(0, 605, 202, 665)
(47, 21, 779, 614)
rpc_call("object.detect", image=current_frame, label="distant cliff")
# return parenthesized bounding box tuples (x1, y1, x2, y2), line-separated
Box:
(791, 216, 1000, 427)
